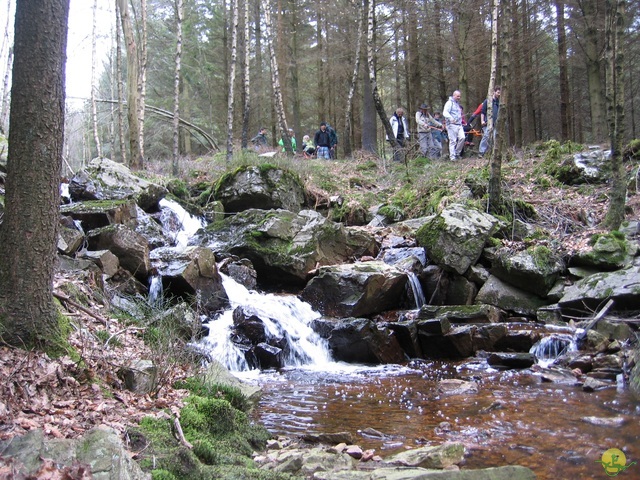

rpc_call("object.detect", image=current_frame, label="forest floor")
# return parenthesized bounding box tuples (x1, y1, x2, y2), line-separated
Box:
(1, 143, 639, 467)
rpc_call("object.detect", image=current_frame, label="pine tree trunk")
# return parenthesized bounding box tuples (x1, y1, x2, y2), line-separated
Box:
(173, 0, 184, 174)
(433, 0, 447, 105)
(0, 0, 70, 349)
(556, 0, 570, 141)
(289, 0, 301, 152)
(581, 0, 607, 143)
(603, 0, 626, 229)
(226, 0, 239, 162)
(361, 0, 377, 154)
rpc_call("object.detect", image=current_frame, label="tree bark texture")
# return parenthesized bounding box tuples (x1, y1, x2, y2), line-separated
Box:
(241, 0, 251, 149)
(91, 0, 102, 159)
(343, 3, 364, 158)
(603, 0, 626, 229)
(226, 0, 239, 162)
(556, 0, 571, 141)
(173, 0, 184, 174)
(117, 0, 143, 169)
(0, 0, 70, 349)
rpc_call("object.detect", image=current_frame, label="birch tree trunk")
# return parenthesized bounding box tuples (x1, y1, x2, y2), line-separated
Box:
(603, 0, 626, 229)
(343, 2, 364, 158)
(261, 0, 291, 154)
(139, 0, 147, 162)
(241, 0, 251, 149)
(0, 0, 13, 135)
(173, 0, 183, 175)
(91, 0, 102, 159)
(117, 0, 143, 169)
(367, 0, 395, 171)
(226, 0, 239, 162)
(115, 1, 127, 164)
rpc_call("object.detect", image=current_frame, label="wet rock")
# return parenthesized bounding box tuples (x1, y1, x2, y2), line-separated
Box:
(418, 304, 504, 324)
(533, 365, 580, 385)
(255, 342, 283, 369)
(346, 445, 364, 459)
(472, 324, 508, 351)
(581, 416, 627, 427)
(475, 275, 550, 316)
(447, 325, 476, 357)
(559, 267, 640, 313)
(301, 262, 407, 318)
(494, 329, 541, 352)
(415, 204, 500, 275)
(487, 352, 536, 369)
(417, 317, 452, 335)
(327, 318, 406, 364)
(491, 245, 565, 297)
(436, 379, 478, 396)
(582, 376, 613, 391)
(385, 321, 422, 358)
(314, 465, 537, 479)
(386, 442, 466, 469)
(303, 432, 354, 445)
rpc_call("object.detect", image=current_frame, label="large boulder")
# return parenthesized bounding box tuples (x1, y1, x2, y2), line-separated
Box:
(300, 262, 407, 318)
(0, 427, 148, 480)
(69, 158, 167, 210)
(475, 275, 550, 316)
(214, 165, 306, 213)
(61, 198, 139, 232)
(323, 318, 406, 364)
(152, 246, 228, 313)
(491, 244, 565, 297)
(416, 204, 500, 275)
(86, 224, 151, 280)
(569, 232, 637, 270)
(203, 208, 377, 286)
(558, 266, 640, 313)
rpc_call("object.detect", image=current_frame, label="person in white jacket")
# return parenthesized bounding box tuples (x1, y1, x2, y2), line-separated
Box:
(443, 90, 465, 161)
(389, 107, 410, 162)
(416, 103, 443, 160)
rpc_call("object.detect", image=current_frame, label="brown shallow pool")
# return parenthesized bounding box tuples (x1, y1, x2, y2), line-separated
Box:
(247, 360, 640, 479)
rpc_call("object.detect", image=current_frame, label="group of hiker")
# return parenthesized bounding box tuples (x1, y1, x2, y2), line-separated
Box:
(251, 122, 337, 160)
(250, 86, 500, 161)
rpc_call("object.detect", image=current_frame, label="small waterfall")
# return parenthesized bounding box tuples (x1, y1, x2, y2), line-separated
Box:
(158, 198, 204, 251)
(407, 272, 426, 309)
(148, 275, 163, 305)
(530, 334, 576, 367)
(202, 275, 333, 371)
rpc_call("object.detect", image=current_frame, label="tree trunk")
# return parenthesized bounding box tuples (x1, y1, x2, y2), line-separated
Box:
(226, 0, 239, 162)
(603, 0, 626, 229)
(489, 0, 507, 214)
(262, 0, 291, 153)
(173, 0, 184, 174)
(115, 1, 127, 164)
(361, 0, 377, 154)
(0, 0, 70, 350)
(0, 46, 13, 135)
(343, 2, 364, 158)
(91, 0, 102, 159)
(316, 7, 326, 115)
(139, 0, 148, 163)
(433, 0, 447, 105)
(579, 0, 607, 143)
(367, 0, 395, 170)
(241, 0, 251, 149)
(288, 0, 301, 152)
(117, 0, 143, 169)
(556, 0, 570, 141)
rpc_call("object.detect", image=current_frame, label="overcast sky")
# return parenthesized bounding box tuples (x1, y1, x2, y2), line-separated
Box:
(0, 0, 113, 109)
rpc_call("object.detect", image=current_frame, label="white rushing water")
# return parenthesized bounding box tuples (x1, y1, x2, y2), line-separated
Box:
(201, 274, 334, 372)
(159, 198, 204, 252)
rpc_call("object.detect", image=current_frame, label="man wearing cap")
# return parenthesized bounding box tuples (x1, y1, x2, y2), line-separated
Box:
(416, 103, 443, 160)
